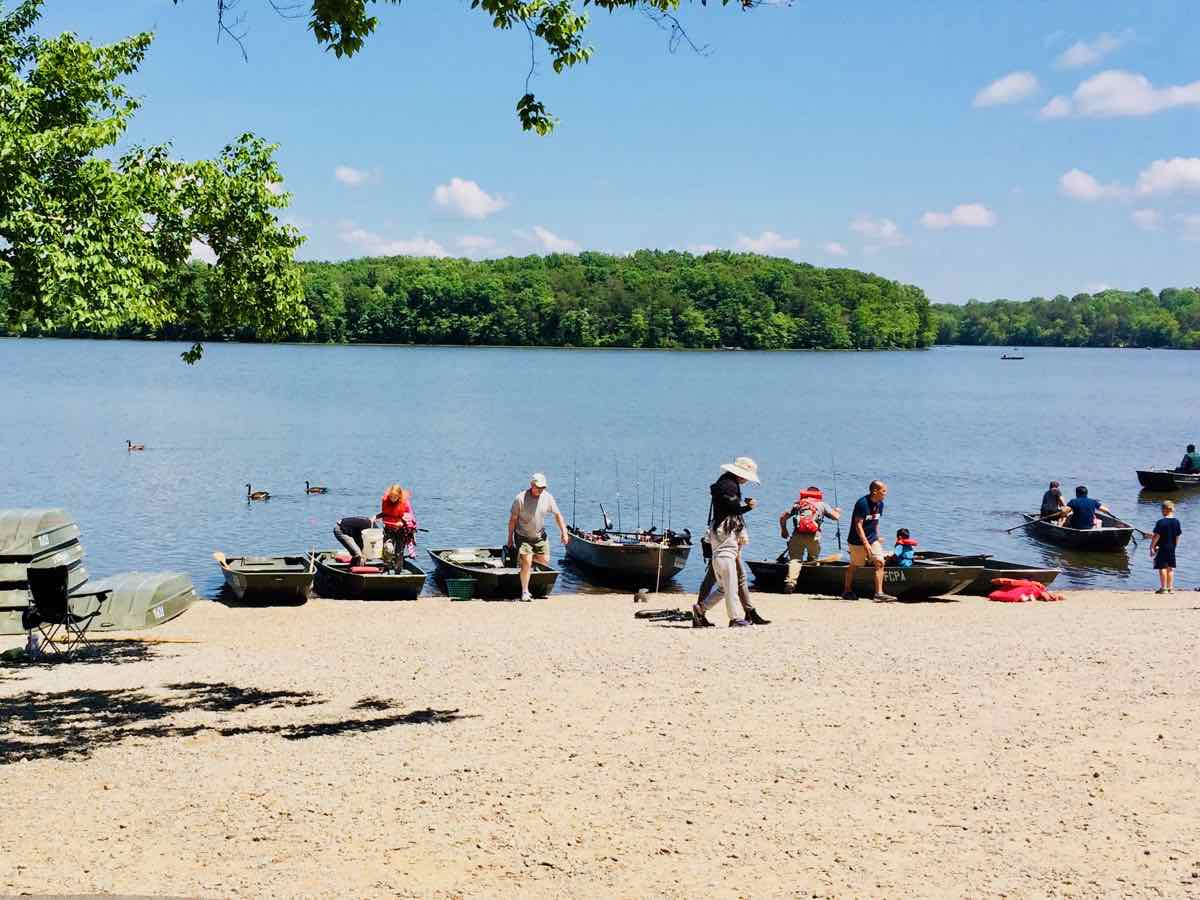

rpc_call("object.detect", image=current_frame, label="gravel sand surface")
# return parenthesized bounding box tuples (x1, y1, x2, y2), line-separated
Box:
(2, 589, 1198, 898)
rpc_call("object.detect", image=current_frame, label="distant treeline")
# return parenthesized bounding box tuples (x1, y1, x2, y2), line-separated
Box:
(4, 254, 1198, 350)
(0, 252, 936, 350)
(932, 288, 1200, 349)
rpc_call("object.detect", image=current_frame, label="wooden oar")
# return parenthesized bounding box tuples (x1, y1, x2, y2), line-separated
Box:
(1103, 513, 1153, 539)
(1005, 512, 1062, 533)
(212, 550, 227, 567)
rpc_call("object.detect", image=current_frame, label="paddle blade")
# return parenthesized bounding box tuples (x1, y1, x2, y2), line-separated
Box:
(212, 550, 226, 565)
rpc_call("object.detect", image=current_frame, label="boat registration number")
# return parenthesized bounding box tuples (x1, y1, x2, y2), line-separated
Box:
(38, 535, 49, 547)
(152, 605, 165, 620)
(884, 570, 908, 584)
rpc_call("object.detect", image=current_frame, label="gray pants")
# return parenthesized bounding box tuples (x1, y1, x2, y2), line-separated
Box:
(697, 552, 753, 611)
(333, 525, 363, 559)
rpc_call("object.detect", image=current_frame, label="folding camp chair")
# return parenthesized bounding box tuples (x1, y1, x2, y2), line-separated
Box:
(22, 565, 111, 659)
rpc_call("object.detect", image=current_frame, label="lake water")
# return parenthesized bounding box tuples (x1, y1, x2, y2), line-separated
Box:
(2, 338, 1195, 597)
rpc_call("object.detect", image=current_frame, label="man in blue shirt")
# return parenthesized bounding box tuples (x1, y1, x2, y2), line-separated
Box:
(1066, 485, 1112, 530)
(842, 479, 895, 602)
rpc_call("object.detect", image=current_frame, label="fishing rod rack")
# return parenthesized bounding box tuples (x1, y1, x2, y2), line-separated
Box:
(569, 525, 692, 547)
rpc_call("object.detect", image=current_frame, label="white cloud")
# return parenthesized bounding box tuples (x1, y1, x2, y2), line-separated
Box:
(1057, 70, 1200, 118)
(1039, 96, 1073, 119)
(1055, 30, 1133, 68)
(1131, 209, 1162, 231)
(339, 225, 447, 257)
(334, 165, 381, 188)
(432, 177, 508, 220)
(973, 71, 1039, 107)
(823, 241, 849, 257)
(1134, 158, 1200, 197)
(189, 239, 217, 264)
(849, 215, 906, 246)
(735, 231, 801, 254)
(920, 203, 998, 230)
(515, 225, 580, 254)
(1179, 214, 1200, 241)
(456, 235, 497, 254)
(1058, 168, 1124, 200)
(265, 180, 283, 196)
(687, 243, 720, 255)
(1085, 282, 1113, 294)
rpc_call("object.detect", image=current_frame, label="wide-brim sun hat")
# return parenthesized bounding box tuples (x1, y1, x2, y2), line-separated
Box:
(530, 472, 548, 488)
(720, 457, 760, 484)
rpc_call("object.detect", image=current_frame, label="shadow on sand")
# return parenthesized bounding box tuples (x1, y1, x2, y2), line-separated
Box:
(0, 681, 472, 764)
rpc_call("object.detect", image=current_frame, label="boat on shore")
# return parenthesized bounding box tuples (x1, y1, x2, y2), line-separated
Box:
(311, 550, 426, 600)
(563, 526, 691, 586)
(917, 550, 1059, 596)
(1136, 469, 1200, 492)
(745, 558, 980, 600)
(428, 547, 559, 599)
(1000, 354, 1024, 360)
(1020, 513, 1133, 551)
(215, 552, 314, 602)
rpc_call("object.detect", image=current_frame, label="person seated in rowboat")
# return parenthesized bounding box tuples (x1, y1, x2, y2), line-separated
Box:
(778, 485, 840, 594)
(887, 528, 918, 568)
(1040, 481, 1069, 525)
(1177, 444, 1200, 474)
(1066, 485, 1112, 530)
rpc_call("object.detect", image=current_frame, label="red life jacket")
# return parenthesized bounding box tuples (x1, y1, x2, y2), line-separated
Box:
(895, 537, 919, 547)
(793, 489, 824, 535)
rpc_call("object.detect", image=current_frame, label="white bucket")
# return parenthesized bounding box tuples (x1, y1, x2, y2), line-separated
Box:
(361, 528, 384, 560)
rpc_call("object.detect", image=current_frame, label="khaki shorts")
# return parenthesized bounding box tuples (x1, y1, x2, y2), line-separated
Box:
(515, 534, 550, 559)
(849, 541, 884, 566)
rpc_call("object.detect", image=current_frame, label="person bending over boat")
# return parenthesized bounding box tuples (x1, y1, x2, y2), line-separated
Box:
(1178, 444, 1200, 474)
(507, 473, 570, 602)
(1066, 485, 1112, 530)
(334, 515, 375, 566)
(842, 480, 896, 602)
(778, 485, 840, 593)
(693, 457, 769, 627)
(1040, 481, 1069, 524)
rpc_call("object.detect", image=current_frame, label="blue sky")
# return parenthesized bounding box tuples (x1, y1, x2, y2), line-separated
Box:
(30, 1, 1200, 303)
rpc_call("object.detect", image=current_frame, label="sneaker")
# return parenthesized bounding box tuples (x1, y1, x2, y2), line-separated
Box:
(783, 582, 796, 595)
(841, 591, 858, 601)
(691, 603, 714, 628)
(1155, 588, 1167, 594)
(745, 608, 771, 625)
(872, 592, 898, 603)
(728, 618, 751, 627)
(519, 591, 533, 602)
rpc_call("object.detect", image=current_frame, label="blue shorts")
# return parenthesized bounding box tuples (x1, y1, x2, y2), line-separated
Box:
(1153, 548, 1177, 570)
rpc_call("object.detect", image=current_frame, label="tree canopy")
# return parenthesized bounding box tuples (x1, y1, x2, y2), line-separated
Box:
(192, 0, 763, 134)
(3, 250, 939, 351)
(0, 0, 310, 361)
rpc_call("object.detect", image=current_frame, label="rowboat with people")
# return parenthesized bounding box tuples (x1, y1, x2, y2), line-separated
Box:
(563, 525, 692, 585)
(1019, 512, 1134, 551)
(428, 547, 559, 599)
(310, 550, 426, 600)
(745, 558, 981, 600)
(915, 550, 1060, 596)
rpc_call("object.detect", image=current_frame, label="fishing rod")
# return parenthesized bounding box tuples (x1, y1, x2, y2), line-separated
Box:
(635, 454, 641, 531)
(660, 459, 667, 534)
(615, 455, 623, 532)
(667, 474, 673, 533)
(831, 451, 843, 550)
(649, 461, 657, 531)
(572, 451, 578, 530)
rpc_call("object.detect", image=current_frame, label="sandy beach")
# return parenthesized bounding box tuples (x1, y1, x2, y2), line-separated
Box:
(2, 588, 1198, 898)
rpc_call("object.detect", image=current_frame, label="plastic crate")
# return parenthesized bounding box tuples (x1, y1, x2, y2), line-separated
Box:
(445, 578, 475, 601)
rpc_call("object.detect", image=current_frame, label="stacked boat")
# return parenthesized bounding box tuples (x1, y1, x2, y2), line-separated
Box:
(0, 508, 197, 635)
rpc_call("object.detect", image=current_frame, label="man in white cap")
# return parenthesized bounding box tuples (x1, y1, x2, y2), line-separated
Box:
(507, 472, 570, 601)
(693, 457, 770, 627)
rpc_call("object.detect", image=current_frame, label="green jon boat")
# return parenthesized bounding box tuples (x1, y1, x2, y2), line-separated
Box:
(216, 552, 314, 602)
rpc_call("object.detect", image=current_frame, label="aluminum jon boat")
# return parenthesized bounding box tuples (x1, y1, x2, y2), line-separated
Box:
(917, 551, 1059, 596)
(1020, 513, 1133, 551)
(745, 558, 980, 600)
(215, 552, 314, 602)
(1136, 469, 1200, 491)
(311, 550, 426, 600)
(563, 526, 691, 586)
(428, 547, 559, 599)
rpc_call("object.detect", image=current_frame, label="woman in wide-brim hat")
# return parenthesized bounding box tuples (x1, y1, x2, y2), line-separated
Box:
(693, 456, 769, 627)
(720, 457, 760, 484)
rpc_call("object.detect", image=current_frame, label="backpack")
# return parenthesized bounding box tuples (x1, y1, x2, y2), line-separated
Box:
(793, 494, 823, 534)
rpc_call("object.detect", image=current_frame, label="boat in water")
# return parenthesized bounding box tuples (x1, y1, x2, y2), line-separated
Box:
(916, 550, 1059, 596)
(744, 558, 980, 600)
(428, 547, 559, 599)
(215, 552, 314, 602)
(1136, 469, 1200, 492)
(563, 526, 691, 586)
(311, 550, 426, 601)
(1019, 512, 1133, 551)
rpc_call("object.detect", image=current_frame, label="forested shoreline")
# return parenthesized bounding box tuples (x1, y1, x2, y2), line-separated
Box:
(2, 251, 1198, 350)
